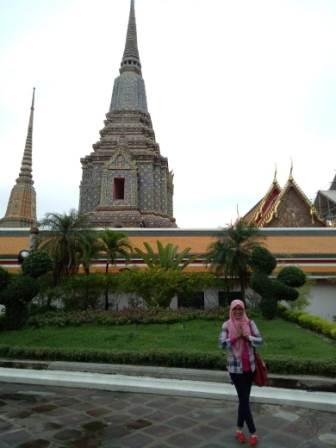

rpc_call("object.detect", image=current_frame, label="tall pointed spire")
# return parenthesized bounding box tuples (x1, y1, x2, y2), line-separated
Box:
(18, 87, 35, 183)
(0, 88, 37, 228)
(120, 0, 141, 75)
(109, 0, 148, 113)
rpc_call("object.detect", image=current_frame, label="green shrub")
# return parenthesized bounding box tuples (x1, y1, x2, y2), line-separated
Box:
(250, 246, 277, 275)
(0, 344, 334, 376)
(278, 305, 336, 340)
(22, 251, 53, 279)
(260, 296, 277, 320)
(28, 307, 230, 328)
(0, 267, 11, 290)
(277, 266, 306, 288)
(250, 249, 305, 319)
(61, 274, 106, 311)
(118, 269, 215, 308)
(0, 275, 39, 330)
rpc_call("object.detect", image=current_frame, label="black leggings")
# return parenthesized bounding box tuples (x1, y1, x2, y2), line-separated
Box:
(230, 371, 256, 434)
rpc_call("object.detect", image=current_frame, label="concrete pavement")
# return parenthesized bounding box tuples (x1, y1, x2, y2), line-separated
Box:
(0, 361, 335, 447)
(0, 367, 335, 414)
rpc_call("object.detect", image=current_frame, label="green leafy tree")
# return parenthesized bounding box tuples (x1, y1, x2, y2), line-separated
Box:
(38, 210, 92, 283)
(207, 221, 261, 301)
(118, 269, 214, 308)
(99, 230, 132, 310)
(134, 241, 195, 271)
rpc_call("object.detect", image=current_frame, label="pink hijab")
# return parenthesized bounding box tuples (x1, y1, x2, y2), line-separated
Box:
(227, 299, 251, 358)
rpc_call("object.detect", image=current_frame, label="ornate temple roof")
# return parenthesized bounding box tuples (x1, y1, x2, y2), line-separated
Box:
(314, 173, 336, 223)
(244, 168, 326, 228)
(243, 170, 282, 226)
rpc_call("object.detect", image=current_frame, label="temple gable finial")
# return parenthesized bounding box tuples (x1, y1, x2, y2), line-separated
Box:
(120, 0, 142, 75)
(289, 158, 294, 181)
(273, 164, 277, 183)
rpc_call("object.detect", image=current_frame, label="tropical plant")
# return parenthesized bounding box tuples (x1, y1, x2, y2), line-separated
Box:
(98, 230, 132, 310)
(37, 210, 93, 283)
(207, 221, 261, 301)
(79, 232, 103, 275)
(134, 240, 195, 271)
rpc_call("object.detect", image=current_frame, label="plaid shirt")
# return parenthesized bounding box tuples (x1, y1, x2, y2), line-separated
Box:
(219, 320, 263, 374)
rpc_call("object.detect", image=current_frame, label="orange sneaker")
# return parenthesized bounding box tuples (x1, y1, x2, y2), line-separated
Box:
(235, 431, 246, 443)
(249, 435, 258, 446)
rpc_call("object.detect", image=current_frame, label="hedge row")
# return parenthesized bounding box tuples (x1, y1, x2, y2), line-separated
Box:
(278, 305, 336, 340)
(27, 308, 230, 328)
(0, 345, 335, 377)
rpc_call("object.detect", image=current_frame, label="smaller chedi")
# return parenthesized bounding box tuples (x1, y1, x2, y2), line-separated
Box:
(0, 88, 37, 228)
(79, 0, 176, 228)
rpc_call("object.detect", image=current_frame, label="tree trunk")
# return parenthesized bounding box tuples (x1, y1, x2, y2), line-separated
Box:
(105, 263, 109, 311)
(240, 271, 246, 304)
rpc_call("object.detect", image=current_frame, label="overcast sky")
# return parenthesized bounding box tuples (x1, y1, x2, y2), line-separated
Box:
(0, 0, 336, 228)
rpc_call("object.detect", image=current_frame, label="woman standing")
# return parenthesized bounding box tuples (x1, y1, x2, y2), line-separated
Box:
(219, 299, 263, 446)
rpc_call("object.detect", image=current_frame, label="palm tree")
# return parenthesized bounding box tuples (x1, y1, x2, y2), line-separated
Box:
(99, 230, 132, 310)
(134, 240, 195, 271)
(38, 210, 92, 283)
(80, 232, 103, 276)
(207, 220, 261, 301)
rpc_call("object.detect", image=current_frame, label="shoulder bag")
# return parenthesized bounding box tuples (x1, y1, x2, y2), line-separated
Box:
(249, 321, 268, 387)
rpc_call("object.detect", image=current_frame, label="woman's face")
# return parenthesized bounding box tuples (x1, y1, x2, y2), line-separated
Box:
(232, 306, 244, 319)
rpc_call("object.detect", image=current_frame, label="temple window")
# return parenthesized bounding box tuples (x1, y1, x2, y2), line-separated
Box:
(113, 178, 125, 200)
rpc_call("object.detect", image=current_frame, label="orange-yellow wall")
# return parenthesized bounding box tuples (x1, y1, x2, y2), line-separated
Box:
(1, 229, 336, 276)
(127, 234, 336, 255)
(0, 236, 30, 255)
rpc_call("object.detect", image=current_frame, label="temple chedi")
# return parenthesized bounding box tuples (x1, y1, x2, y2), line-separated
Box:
(79, 0, 176, 228)
(0, 88, 37, 228)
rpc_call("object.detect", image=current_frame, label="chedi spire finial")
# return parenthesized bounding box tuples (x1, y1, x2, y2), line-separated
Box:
(120, 0, 142, 75)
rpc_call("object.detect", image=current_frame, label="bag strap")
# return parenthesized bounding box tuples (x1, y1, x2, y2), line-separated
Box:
(249, 320, 255, 337)
(249, 320, 257, 354)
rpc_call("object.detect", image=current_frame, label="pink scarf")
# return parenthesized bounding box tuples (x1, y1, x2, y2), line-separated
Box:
(227, 299, 251, 359)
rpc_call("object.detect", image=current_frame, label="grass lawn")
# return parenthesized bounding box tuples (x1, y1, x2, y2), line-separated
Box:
(0, 318, 335, 361)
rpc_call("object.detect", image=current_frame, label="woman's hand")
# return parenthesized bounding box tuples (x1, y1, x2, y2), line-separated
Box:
(242, 330, 250, 341)
(236, 324, 243, 338)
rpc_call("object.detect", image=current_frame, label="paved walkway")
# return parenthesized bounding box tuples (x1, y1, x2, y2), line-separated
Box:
(0, 382, 336, 448)
(0, 364, 336, 447)
(0, 367, 335, 414)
